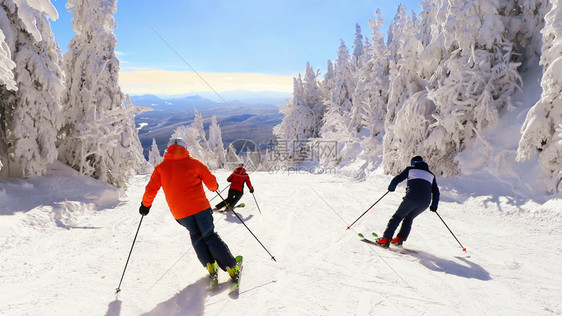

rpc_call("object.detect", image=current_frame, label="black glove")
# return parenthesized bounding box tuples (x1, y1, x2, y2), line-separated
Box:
(139, 203, 151, 216)
(250, 188, 254, 193)
(430, 206, 437, 212)
(388, 187, 395, 192)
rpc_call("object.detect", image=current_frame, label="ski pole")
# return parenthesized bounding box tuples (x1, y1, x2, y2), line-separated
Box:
(435, 211, 467, 252)
(116, 215, 144, 294)
(209, 183, 230, 202)
(251, 192, 262, 215)
(217, 191, 276, 261)
(347, 191, 390, 230)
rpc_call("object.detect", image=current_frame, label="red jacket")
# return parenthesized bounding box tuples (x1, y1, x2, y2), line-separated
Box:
(142, 145, 218, 219)
(227, 167, 253, 192)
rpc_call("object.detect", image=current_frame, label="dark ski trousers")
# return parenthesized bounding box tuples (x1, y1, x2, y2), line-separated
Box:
(215, 189, 243, 210)
(383, 197, 429, 240)
(176, 208, 236, 271)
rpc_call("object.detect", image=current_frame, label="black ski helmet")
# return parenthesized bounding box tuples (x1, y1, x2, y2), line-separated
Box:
(410, 155, 423, 165)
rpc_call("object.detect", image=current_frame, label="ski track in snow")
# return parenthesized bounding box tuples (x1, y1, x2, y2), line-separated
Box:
(1, 166, 561, 315)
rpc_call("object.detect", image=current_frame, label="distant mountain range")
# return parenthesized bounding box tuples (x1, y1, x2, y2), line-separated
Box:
(131, 91, 290, 157)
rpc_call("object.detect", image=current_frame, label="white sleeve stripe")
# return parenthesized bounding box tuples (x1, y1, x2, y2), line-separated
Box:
(408, 169, 434, 184)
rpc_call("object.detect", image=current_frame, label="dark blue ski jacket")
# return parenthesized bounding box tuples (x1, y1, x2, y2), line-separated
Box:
(388, 161, 440, 209)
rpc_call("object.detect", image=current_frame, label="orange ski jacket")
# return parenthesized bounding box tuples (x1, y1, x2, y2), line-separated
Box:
(142, 145, 218, 219)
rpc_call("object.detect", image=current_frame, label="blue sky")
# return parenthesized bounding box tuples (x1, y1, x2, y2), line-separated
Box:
(49, 0, 421, 95)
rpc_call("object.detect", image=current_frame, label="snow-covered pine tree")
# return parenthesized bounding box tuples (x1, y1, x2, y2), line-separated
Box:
(208, 115, 225, 168)
(273, 75, 303, 161)
(148, 137, 163, 167)
(0, 0, 63, 178)
(302, 63, 325, 139)
(274, 62, 324, 163)
(503, 0, 551, 70)
(518, 0, 562, 192)
(0, 28, 16, 91)
(320, 40, 356, 145)
(171, 124, 208, 165)
(118, 94, 146, 177)
(320, 59, 335, 102)
(0, 22, 16, 173)
(352, 23, 364, 70)
(193, 109, 209, 150)
(354, 9, 389, 160)
(57, 0, 141, 188)
(348, 24, 368, 135)
(244, 149, 261, 172)
(225, 143, 242, 170)
(382, 4, 426, 173)
(171, 111, 222, 169)
(421, 0, 522, 175)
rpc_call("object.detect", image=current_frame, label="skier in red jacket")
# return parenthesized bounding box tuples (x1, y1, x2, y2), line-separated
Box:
(214, 163, 254, 212)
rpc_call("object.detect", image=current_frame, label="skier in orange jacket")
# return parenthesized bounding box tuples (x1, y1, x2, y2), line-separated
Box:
(140, 138, 239, 281)
(214, 163, 254, 212)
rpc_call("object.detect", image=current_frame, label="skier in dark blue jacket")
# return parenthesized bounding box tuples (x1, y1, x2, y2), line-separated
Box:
(376, 156, 440, 248)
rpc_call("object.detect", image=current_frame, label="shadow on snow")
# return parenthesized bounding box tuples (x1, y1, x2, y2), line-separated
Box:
(140, 277, 209, 316)
(405, 250, 491, 281)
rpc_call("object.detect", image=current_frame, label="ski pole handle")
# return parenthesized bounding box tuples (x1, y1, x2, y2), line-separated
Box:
(209, 183, 230, 202)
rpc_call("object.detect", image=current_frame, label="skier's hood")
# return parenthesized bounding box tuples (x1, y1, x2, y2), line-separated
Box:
(164, 145, 190, 160)
(412, 161, 430, 172)
(233, 167, 248, 175)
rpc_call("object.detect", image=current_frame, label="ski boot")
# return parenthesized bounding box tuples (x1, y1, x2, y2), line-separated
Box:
(226, 263, 240, 282)
(376, 237, 390, 248)
(391, 237, 404, 246)
(206, 262, 218, 288)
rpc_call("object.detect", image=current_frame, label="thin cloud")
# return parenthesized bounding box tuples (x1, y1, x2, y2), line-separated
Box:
(118, 69, 294, 95)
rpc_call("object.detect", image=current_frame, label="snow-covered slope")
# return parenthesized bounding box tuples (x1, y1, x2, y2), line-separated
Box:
(1, 164, 560, 315)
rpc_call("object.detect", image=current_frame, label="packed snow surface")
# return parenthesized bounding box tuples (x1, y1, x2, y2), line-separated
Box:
(1, 162, 561, 315)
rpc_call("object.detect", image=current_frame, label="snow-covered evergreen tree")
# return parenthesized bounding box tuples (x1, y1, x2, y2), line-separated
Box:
(321, 40, 356, 143)
(320, 59, 335, 101)
(118, 94, 146, 177)
(208, 115, 225, 168)
(354, 9, 389, 159)
(0, 0, 63, 178)
(273, 62, 324, 162)
(171, 111, 225, 169)
(0, 22, 15, 173)
(192, 109, 209, 150)
(171, 124, 211, 165)
(352, 23, 365, 70)
(0, 28, 16, 91)
(420, 0, 522, 175)
(382, 4, 426, 173)
(224, 143, 242, 170)
(148, 137, 162, 167)
(57, 0, 141, 188)
(504, 0, 551, 70)
(518, 0, 562, 192)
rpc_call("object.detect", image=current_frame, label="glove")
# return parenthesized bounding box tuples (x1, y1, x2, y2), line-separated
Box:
(430, 206, 437, 212)
(250, 188, 254, 193)
(388, 187, 395, 192)
(139, 203, 151, 216)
